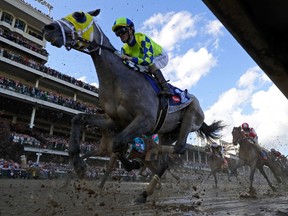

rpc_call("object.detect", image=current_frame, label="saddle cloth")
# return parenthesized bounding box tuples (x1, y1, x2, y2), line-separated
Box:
(143, 72, 193, 113)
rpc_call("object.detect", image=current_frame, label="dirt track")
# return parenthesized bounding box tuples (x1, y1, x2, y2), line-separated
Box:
(1, 170, 288, 216)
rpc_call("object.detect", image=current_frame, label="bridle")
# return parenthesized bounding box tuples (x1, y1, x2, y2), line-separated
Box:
(232, 127, 247, 145)
(55, 16, 116, 56)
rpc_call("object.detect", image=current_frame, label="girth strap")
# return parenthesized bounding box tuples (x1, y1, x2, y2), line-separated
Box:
(151, 97, 168, 134)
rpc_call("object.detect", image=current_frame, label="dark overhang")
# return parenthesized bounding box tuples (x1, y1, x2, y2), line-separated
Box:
(203, 0, 288, 99)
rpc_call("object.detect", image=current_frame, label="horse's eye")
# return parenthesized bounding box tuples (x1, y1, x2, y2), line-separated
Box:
(72, 12, 86, 23)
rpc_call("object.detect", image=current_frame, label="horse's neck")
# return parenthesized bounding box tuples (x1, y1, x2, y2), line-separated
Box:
(90, 38, 131, 87)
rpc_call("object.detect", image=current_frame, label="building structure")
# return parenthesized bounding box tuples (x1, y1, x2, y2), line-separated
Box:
(0, 0, 102, 163)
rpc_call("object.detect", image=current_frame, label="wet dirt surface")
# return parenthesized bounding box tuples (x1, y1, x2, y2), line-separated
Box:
(1, 170, 288, 216)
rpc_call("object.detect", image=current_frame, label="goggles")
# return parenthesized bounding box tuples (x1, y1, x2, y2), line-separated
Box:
(115, 27, 128, 37)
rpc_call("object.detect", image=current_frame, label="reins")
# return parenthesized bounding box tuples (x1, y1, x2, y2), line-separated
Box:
(233, 129, 248, 145)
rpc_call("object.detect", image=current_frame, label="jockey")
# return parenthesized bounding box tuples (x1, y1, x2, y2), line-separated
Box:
(118, 134, 171, 172)
(241, 122, 267, 160)
(118, 135, 156, 172)
(210, 142, 225, 161)
(241, 122, 258, 144)
(270, 148, 282, 158)
(112, 17, 173, 97)
(270, 148, 286, 168)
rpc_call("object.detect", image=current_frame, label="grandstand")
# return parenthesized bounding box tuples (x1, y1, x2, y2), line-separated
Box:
(0, 0, 103, 165)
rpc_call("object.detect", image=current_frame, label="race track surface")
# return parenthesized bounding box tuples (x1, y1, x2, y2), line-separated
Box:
(1, 170, 288, 216)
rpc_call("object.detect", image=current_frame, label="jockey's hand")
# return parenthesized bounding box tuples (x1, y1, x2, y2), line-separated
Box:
(121, 54, 132, 61)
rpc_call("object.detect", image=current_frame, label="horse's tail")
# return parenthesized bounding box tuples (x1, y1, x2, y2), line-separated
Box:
(196, 120, 226, 143)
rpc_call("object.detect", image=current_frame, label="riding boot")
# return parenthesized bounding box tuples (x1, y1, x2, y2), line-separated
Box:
(152, 69, 173, 97)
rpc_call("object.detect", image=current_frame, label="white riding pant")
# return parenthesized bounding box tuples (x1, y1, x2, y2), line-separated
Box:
(154, 50, 169, 69)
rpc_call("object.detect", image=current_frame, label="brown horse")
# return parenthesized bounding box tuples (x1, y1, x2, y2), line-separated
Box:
(0, 120, 24, 162)
(43, 9, 225, 203)
(82, 130, 180, 187)
(266, 151, 288, 185)
(205, 145, 238, 187)
(231, 126, 283, 193)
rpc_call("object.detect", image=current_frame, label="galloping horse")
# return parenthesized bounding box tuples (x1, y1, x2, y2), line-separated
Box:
(43, 9, 224, 203)
(205, 145, 237, 187)
(231, 126, 284, 193)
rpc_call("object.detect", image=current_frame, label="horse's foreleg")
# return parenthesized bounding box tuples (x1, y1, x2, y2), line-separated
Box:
(227, 170, 232, 182)
(98, 152, 118, 188)
(135, 155, 168, 204)
(230, 159, 245, 178)
(248, 165, 257, 193)
(69, 113, 87, 179)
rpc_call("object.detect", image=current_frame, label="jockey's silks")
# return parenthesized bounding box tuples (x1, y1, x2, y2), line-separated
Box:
(122, 33, 163, 66)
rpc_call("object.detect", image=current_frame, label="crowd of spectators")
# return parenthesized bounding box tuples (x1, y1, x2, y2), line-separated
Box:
(0, 27, 98, 93)
(10, 132, 98, 154)
(0, 27, 48, 56)
(0, 158, 73, 179)
(0, 77, 98, 114)
(0, 156, 137, 182)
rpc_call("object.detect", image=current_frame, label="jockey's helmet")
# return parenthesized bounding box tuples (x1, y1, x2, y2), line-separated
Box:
(112, 17, 135, 34)
(271, 148, 276, 152)
(241, 122, 249, 130)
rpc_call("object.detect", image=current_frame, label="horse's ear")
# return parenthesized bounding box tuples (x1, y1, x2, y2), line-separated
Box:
(88, 9, 100, 17)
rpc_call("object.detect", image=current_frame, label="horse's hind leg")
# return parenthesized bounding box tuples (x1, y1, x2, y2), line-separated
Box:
(69, 113, 87, 179)
(167, 167, 180, 184)
(258, 165, 276, 191)
(174, 99, 204, 154)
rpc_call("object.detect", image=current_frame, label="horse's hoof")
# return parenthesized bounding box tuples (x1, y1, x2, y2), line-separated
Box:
(134, 191, 147, 204)
(73, 156, 87, 179)
(134, 195, 147, 204)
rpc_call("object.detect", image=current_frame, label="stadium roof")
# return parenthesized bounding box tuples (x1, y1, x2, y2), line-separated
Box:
(203, 0, 288, 99)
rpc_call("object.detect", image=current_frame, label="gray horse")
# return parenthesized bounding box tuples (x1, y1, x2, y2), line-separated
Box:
(43, 9, 225, 203)
(231, 126, 287, 194)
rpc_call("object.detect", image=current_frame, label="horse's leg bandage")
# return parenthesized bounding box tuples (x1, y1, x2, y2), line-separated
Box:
(146, 174, 160, 196)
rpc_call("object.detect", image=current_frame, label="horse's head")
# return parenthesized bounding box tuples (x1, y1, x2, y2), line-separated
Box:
(231, 126, 243, 146)
(43, 9, 101, 51)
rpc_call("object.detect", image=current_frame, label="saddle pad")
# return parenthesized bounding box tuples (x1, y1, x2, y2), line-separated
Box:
(142, 73, 193, 113)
